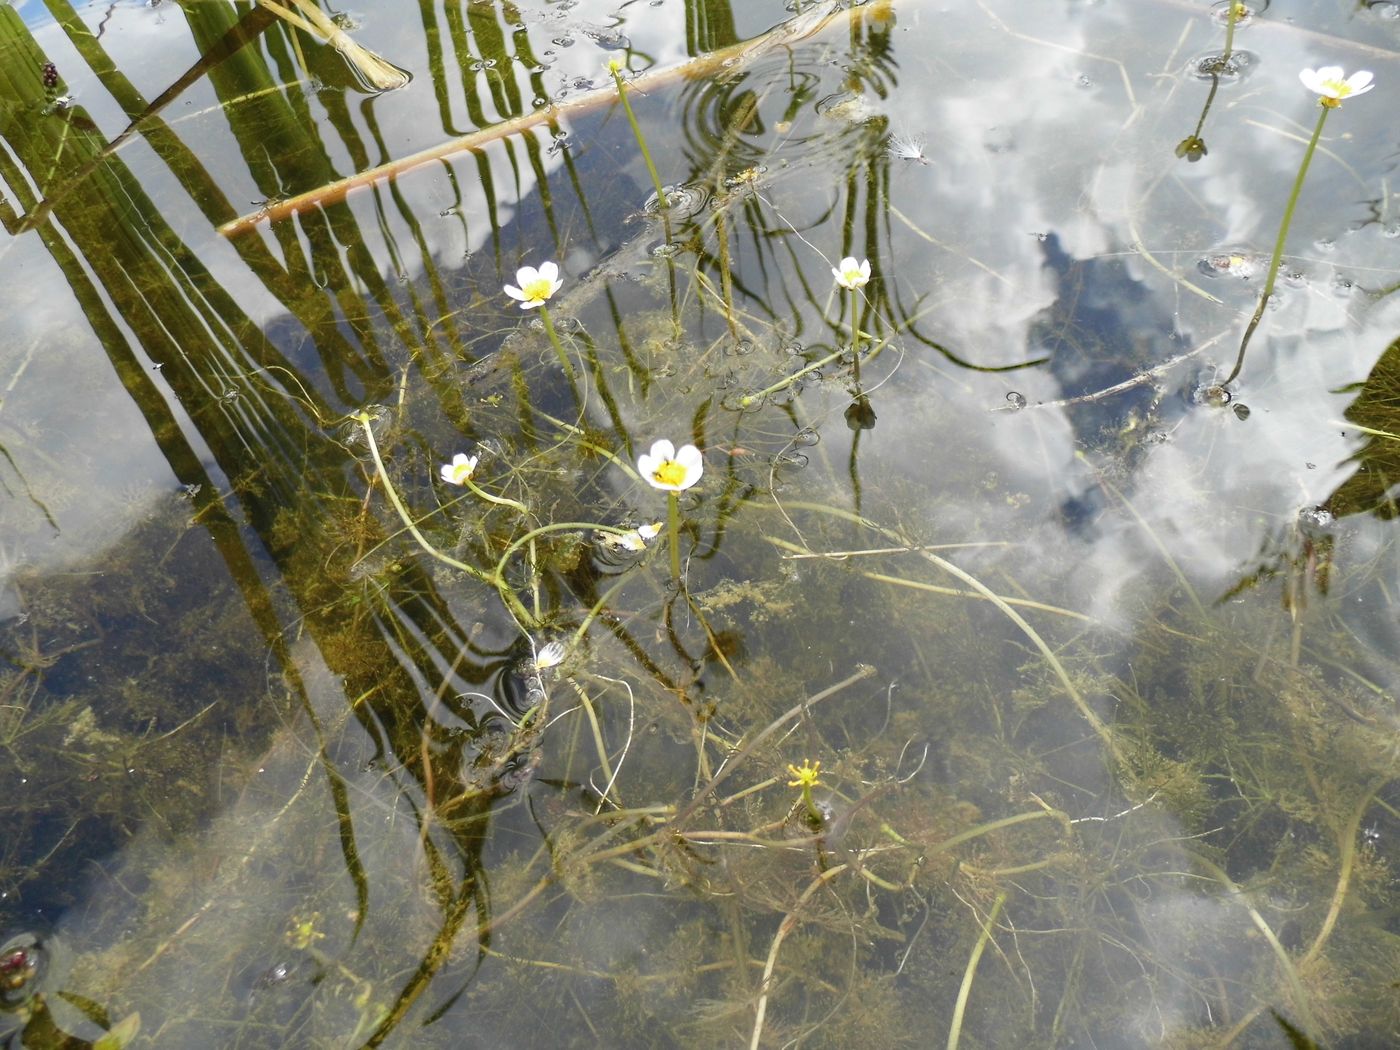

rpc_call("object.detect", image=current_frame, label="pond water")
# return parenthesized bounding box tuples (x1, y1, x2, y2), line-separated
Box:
(2, 0, 1399, 1046)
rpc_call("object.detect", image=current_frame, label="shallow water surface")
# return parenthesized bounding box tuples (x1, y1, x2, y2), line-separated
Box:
(1, 0, 1399, 1046)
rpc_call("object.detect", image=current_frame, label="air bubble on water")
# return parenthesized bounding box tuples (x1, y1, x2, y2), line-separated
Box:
(792, 427, 820, 447)
(1006, 391, 1028, 410)
(1232, 403, 1251, 420)
(726, 338, 756, 357)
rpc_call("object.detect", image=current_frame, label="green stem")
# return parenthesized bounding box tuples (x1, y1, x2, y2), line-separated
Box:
(1223, 103, 1330, 386)
(1221, 2, 1241, 61)
(947, 893, 1007, 1050)
(849, 287, 862, 385)
(801, 783, 821, 826)
(352, 412, 535, 626)
(667, 491, 682, 584)
(538, 305, 576, 380)
(610, 69, 668, 208)
(716, 204, 736, 335)
(465, 478, 528, 515)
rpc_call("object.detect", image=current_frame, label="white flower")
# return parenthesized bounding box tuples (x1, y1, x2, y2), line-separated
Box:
(503, 261, 562, 309)
(637, 439, 703, 492)
(534, 640, 567, 670)
(440, 453, 478, 485)
(1299, 66, 1374, 107)
(832, 257, 871, 290)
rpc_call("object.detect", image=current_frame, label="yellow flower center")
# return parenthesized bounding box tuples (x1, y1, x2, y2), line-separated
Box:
(521, 277, 554, 303)
(651, 459, 688, 488)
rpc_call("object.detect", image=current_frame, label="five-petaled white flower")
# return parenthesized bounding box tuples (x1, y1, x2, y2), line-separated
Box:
(440, 453, 479, 485)
(637, 440, 703, 492)
(1299, 66, 1374, 107)
(832, 257, 871, 290)
(504, 261, 563, 309)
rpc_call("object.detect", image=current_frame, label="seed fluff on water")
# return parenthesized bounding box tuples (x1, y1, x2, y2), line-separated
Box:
(886, 132, 930, 166)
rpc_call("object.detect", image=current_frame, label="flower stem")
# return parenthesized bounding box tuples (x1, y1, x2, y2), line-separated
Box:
(538, 305, 576, 380)
(465, 478, 528, 515)
(610, 68, 668, 209)
(849, 287, 862, 385)
(351, 412, 535, 626)
(667, 491, 682, 584)
(1223, 103, 1329, 386)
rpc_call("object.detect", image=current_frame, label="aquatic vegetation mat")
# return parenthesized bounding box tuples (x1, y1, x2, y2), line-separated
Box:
(0, 0, 1399, 1047)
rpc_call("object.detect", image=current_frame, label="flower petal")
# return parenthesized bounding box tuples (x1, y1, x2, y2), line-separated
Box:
(503, 284, 525, 301)
(514, 265, 541, 287)
(647, 439, 677, 463)
(537, 261, 559, 284)
(1348, 70, 1375, 93)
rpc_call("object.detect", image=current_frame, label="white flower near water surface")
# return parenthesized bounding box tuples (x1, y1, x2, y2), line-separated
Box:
(832, 257, 871, 290)
(1299, 66, 1374, 107)
(637, 440, 703, 492)
(439, 453, 478, 485)
(533, 640, 567, 670)
(503, 261, 563, 309)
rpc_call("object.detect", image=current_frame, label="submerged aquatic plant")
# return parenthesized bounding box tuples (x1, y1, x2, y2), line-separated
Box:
(504, 261, 575, 379)
(1222, 66, 1375, 386)
(637, 439, 703, 582)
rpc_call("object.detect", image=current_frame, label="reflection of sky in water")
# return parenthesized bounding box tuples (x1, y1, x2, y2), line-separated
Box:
(3, 0, 1399, 1044)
